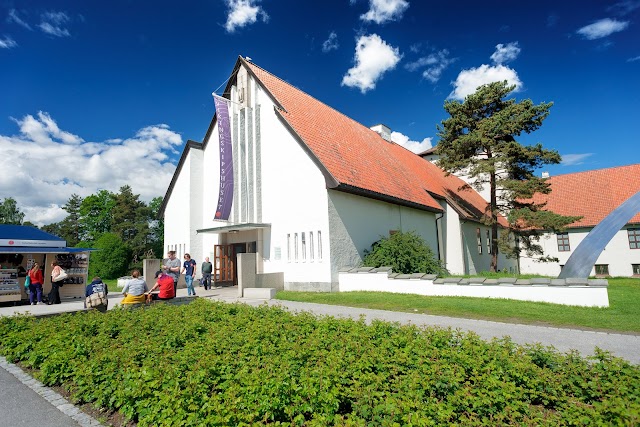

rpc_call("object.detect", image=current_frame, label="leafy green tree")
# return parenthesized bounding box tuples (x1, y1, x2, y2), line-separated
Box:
(111, 186, 149, 256)
(436, 81, 580, 271)
(148, 196, 164, 259)
(89, 232, 131, 279)
(363, 231, 446, 275)
(0, 197, 25, 225)
(79, 190, 116, 241)
(56, 194, 84, 246)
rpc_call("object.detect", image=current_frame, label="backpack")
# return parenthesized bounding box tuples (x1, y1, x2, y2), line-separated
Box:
(86, 283, 108, 309)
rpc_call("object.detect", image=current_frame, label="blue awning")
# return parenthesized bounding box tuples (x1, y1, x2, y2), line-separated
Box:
(0, 247, 96, 254)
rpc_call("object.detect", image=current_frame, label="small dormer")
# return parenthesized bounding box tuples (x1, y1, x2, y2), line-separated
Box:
(370, 123, 391, 142)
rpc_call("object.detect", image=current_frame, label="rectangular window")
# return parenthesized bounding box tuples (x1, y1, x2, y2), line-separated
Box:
(476, 228, 482, 254)
(595, 264, 609, 276)
(318, 230, 322, 261)
(294, 233, 298, 261)
(629, 229, 640, 249)
(301, 232, 306, 261)
(486, 229, 491, 254)
(309, 232, 314, 261)
(632, 264, 640, 276)
(557, 233, 570, 252)
(287, 234, 291, 262)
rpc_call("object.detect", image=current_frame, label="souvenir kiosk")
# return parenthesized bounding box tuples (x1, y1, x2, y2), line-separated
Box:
(0, 225, 92, 304)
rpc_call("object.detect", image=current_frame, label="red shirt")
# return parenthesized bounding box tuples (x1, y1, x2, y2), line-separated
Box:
(157, 274, 175, 299)
(28, 269, 43, 285)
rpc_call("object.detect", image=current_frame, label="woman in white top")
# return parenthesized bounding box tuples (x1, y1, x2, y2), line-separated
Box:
(121, 269, 148, 305)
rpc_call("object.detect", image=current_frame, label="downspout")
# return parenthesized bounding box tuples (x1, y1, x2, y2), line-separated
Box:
(435, 212, 444, 263)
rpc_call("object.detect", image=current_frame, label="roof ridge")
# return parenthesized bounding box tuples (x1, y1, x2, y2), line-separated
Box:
(547, 162, 640, 179)
(246, 60, 388, 142)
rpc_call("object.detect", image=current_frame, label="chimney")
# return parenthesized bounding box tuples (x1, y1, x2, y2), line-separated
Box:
(370, 124, 392, 142)
(542, 171, 550, 178)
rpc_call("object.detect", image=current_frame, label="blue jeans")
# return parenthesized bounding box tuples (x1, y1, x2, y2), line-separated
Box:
(185, 275, 195, 296)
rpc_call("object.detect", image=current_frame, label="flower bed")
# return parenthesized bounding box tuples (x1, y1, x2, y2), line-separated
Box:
(1, 300, 639, 425)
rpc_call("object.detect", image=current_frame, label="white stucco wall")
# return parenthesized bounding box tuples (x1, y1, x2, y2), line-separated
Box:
(164, 150, 192, 260)
(328, 190, 439, 283)
(520, 226, 640, 277)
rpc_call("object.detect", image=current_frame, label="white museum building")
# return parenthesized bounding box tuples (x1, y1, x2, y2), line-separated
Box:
(160, 56, 516, 291)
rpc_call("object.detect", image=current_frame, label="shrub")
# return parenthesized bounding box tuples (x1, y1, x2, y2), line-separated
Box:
(363, 230, 446, 275)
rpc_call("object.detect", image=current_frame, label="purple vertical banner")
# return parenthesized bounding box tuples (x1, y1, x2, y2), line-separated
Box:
(213, 94, 234, 220)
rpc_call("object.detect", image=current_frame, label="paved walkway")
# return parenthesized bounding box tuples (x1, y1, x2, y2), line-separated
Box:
(1, 285, 639, 426)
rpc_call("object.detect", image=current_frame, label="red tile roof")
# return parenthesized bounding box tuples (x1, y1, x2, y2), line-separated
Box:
(531, 164, 640, 228)
(244, 59, 498, 223)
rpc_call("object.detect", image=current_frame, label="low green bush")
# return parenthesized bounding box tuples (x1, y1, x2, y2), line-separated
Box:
(1, 301, 639, 426)
(363, 230, 446, 275)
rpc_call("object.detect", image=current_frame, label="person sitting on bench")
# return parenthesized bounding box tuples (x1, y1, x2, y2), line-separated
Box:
(147, 270, 176, 302)
(121, 269, 148, 305)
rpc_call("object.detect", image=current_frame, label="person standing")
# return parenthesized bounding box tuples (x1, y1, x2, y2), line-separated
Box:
(201, 257, 213, 290)
(161, 251, 181, 295)
(49, 261, 63, 304)
(181, 253, 197, 296)
(27, 263, 44, 305)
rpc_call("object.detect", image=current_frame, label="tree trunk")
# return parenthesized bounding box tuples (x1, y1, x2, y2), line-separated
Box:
(490, 170, 499, 272)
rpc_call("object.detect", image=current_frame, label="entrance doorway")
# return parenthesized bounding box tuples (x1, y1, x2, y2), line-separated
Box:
(213, 241, 256, 286)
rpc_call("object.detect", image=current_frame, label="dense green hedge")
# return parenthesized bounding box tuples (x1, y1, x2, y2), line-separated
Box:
(1, 300, 639, 426)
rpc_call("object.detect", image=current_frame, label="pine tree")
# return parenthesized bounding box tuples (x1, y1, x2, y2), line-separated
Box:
(436, 81, 580, 271)
(57, 194, 84, 246)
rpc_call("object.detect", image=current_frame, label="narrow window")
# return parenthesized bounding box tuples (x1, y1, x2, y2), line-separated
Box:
(628, 229, 640, 249)
(318, 230, 322, 260)
(287, 234, 291, 262)
(309, 232, 314, 261)
(633, 264, 640, 276)
(294, 233, 299, 261)
(476, 228, 482, 254)
(595, 264, 609, 276)
(301, 232, 306, 261)
(486, 229, 491, 254)
(557, 233, 570, 252)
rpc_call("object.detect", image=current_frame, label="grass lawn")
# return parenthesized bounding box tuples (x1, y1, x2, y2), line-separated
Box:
(276, 277, 640, 334)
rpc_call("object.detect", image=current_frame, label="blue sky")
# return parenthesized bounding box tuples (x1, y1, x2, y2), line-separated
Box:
(1, 0, 639, 225)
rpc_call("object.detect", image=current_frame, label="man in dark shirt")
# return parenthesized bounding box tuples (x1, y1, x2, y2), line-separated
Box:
(201, 257, 213, 290)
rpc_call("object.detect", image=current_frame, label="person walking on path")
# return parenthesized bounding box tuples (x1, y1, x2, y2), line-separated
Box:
(201, 257, 213, 290)
(121, 269, 148, 305)
(48, 262, 63, 305)
(27, 263, 44, 305)
(181, 253, 197, 296)
(161, 251, 181, 295)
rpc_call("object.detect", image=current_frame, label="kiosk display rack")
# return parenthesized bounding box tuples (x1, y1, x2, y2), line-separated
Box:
(55, 253, 89, 299)
(0, 268, 20, 303)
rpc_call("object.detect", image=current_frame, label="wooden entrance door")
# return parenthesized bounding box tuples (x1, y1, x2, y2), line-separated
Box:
(213, 245, 235, 285)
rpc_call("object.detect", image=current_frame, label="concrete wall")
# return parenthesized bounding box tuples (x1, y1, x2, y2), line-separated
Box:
(520, 226, 640, 277)
(339, 270, 609, 307)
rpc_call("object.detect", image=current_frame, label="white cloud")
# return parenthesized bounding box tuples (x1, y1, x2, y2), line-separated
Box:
(577, 18, 629, 40)
(322, 31, 339, 53)
(0, 112, 182, 226)
(607, 0, 640, 16)
(8, 9, 32, 30)
(224, 0, 269, 33)
(561, 153, 594, 166)
(405, 49, 455, 83)
(342, 34, 401, 93)
(449, 64, 523, 100)
(360, 0, 409, 24)
(628, 55, 640, 62)
(490, 42, 521, 64)
(390, 131, 432, 154)
(38, 11, 71, 37)
(0, 36, 17, 49)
